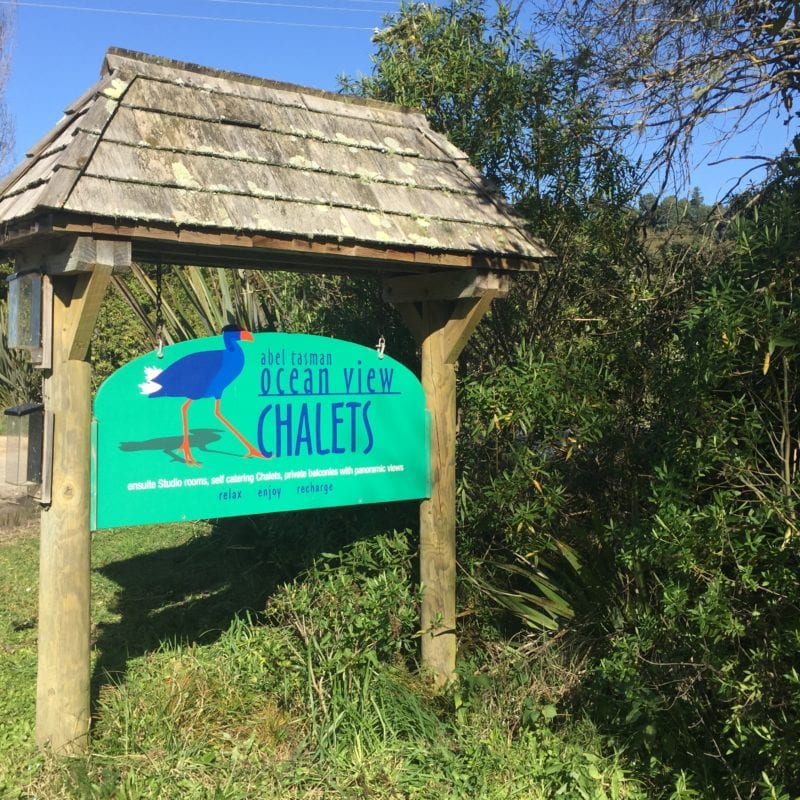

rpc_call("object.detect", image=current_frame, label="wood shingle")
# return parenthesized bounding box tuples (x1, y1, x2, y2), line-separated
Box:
(0, 49, 552, 272)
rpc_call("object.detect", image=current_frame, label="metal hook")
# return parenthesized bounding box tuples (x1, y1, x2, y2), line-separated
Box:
(376, 335, 386, 360)
(156, 325, 164, 359)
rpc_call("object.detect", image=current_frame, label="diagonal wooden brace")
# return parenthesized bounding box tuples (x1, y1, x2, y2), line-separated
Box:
(441, 290, 498, 364)
(65, 264, 113, 361)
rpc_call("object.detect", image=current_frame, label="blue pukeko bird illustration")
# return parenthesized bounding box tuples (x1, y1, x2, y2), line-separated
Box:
(138, 326, 267, 467)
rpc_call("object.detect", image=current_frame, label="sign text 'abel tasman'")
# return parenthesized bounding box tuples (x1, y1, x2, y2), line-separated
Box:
(91, 331, 431, 529)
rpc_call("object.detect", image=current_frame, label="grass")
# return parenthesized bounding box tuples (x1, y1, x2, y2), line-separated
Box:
(0, 515, 646, 799)
(0, 527, 38, 794)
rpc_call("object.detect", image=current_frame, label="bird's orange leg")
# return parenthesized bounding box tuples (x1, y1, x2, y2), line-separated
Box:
(179, 399, 202, 467)
(214, 399, 269, 459)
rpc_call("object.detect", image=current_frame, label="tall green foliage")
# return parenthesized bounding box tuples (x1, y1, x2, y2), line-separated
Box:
(344, 0, 644, 609)
(346, 0, 622, 217)
(589, 180, 800, 795)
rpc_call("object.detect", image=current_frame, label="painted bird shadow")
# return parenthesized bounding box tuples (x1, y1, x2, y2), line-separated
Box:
(119, 428, 242, 463)
(89, 501, 416, 712)
(90, 518, 294, 711)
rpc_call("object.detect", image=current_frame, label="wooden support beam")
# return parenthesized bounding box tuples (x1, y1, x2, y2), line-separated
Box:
(66, 265, 113, 361)
(400, 278, 501, 687)
(34, 240, 115, 755)
(419, 300, 458, 686)
(394, 302, 425, 345)
(441, 291, 498, 365)
(36, 273, 95, 754)
(13, 235, 131, 275)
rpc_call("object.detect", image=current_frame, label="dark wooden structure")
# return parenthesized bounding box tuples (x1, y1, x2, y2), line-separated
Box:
(0, 49, 551, 754)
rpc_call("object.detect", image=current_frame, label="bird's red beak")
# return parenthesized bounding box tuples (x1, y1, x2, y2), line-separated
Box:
(240, 330, 254, 342)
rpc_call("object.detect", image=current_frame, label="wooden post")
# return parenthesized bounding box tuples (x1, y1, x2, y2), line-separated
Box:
(34, 259, 114, 754)
(385, 270, 506, 687)
(419, 300, 458, 685)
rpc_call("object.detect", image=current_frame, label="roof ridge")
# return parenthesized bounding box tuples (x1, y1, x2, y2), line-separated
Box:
(103, 48, 411, 116)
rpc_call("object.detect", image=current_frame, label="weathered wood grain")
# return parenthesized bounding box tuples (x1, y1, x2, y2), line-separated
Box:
(36, 273, 96, 754)
(0, 180, 50, 221)
(105, 48, 422, 127)
(419, 300, 459, 687)
(101, 106, 477, 194)
(0, 114, 81, 199)
(383, 270, 512, 303)
(121, 79, 431, 158)
(1, 150, 63, 198)
(64, 175, 542, 257)
(80, 141, 520, 228)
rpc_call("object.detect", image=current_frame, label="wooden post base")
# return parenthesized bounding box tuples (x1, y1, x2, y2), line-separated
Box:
(419, 301, 457, 685)
(386, 270, 504, 687)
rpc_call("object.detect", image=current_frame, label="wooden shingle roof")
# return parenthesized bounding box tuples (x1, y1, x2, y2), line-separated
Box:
(0, 49, 551, 273)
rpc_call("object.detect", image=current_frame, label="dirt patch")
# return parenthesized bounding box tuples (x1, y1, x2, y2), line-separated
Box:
(0, 507, 38, 543)
(0, 434, 40, 544)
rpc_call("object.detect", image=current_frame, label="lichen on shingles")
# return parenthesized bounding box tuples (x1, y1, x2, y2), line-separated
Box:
(408, 232, 440, 248)
(103, 78, 129, 100)
(171, 161, 200, 189)
(339, 213, 356, 239)
(0, 50, 552, 264)
(367, 211, 392, 230)
(356, 170, 380, 184)
(289, 154, 321, 171)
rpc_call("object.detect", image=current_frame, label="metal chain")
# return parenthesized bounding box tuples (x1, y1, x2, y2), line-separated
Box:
(155, 263, 164, 358)
(376, 290, 387, 359)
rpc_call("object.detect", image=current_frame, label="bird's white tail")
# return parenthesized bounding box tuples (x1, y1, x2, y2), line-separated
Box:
(139, 366, 163, 395)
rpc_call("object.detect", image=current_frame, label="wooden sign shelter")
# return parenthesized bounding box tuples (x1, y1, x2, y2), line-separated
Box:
(0, 49, 552, 754)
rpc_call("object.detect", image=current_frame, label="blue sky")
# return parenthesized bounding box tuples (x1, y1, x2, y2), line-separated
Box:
(3, 0, 399, 159)
(2, 0, 795, 201)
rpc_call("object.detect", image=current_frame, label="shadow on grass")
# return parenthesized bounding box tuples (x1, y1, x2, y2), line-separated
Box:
(90, 501, 417, 711)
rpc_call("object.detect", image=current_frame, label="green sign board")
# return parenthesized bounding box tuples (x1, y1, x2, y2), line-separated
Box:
(91, 331, 430, 529)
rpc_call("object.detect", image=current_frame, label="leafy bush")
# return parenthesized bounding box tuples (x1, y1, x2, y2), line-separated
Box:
(34, 531, 645, 799)
(584, 183, 800, 796)
(263, 530, 422, 749)
(456, 342, 616, 631)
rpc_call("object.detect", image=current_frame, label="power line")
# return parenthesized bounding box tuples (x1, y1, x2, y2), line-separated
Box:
(321, 0, 399, 5)
(208, 0, 395, 8)
(207, 0, 388, 14)
(0, 0, 378, 30)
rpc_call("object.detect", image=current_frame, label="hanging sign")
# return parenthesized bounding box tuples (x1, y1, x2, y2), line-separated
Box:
(91, 331, 430, 530)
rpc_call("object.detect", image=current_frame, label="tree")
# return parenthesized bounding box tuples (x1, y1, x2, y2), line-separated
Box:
(0, 5, 12, 170)
(343, 0, 643, 356)
(538, 0, 800, 192)
(344, 0, 633, 226)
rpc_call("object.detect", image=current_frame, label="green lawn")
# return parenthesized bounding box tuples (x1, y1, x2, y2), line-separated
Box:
(0, 515, 645, 799)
